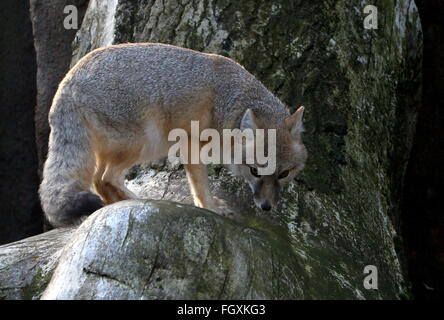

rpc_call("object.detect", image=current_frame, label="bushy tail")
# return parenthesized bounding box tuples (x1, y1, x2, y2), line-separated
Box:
(39, 98, 103, 227)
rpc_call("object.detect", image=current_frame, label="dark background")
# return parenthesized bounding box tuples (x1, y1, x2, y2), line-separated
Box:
(0, 0, 442, 300)
(401, 0, 444, 301)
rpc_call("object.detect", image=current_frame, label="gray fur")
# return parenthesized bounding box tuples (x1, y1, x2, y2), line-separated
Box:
(40, 43, 307, 225)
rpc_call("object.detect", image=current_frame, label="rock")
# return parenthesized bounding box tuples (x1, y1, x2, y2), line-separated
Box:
(42, 200, 304, 299)
(0, 228, 75, 299)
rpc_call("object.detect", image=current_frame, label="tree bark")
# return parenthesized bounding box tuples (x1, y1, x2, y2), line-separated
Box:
(30, 0, 89, 178)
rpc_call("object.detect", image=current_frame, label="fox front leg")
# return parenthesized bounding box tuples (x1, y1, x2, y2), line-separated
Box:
(184, 163, 215, 209)
(183, 163, 233, 217)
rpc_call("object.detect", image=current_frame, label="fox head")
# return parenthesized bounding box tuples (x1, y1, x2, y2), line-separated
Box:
(228, 106, 307, 211)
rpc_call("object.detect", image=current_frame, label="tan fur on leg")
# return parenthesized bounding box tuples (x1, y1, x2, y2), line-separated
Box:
(184, 163, 215, 209)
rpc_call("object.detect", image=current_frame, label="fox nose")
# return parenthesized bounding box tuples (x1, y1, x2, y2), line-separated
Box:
(261, 201, 272, 211)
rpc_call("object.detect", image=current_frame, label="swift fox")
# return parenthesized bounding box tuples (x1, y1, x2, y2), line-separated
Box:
(40, 43, 307, 227)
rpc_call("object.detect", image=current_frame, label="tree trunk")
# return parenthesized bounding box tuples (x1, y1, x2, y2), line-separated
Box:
(0, 0, 422, 299)
(30, 0, 89, 178)
(0, 0, 42, 245)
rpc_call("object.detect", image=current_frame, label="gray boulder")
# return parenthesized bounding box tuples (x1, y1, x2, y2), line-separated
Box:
(42, 200, 303, 299)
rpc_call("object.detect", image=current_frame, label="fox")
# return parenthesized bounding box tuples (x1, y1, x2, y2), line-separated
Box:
(39, 43, 307, 227)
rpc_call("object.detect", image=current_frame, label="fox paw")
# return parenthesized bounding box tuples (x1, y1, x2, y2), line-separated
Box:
(211, 197, 236, 219)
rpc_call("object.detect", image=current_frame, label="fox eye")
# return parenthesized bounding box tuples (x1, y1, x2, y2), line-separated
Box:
(278, 170, 290, 179)
(250, 166, 260, 177)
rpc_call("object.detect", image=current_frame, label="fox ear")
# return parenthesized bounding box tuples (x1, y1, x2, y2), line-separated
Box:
(285, 106, 305, 139)
(241, 108, 258, 131)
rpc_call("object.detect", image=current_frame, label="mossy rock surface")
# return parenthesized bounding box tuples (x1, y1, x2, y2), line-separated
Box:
(39, 200, 397, 299)
(42, 200, 303, 299)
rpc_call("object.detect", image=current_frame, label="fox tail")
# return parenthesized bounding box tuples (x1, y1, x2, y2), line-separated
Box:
(39, 97, 103, 227)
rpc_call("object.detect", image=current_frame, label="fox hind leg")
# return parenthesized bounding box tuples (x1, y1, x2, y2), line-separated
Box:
(93, 150, 139, 205)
